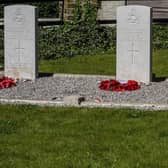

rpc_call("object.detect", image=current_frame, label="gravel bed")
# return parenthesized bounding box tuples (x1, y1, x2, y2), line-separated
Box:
(0, 74, 168, 105)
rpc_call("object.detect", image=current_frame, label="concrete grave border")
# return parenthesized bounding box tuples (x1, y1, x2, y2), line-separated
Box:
(0, 98, 168, 111)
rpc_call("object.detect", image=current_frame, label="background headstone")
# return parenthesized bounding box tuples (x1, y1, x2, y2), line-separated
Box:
(5, 5, 38, 80)
(116, 5, 152, 84)
(97, 1, 125, 22)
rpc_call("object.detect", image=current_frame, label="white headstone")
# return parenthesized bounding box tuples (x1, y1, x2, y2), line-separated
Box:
(116, 5, 152, 84)
(4, 5, 38, 80)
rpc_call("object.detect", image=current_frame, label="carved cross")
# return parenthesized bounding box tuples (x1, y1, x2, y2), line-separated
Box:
(15, 41, 24, 65)
(128, 42, 139, 64)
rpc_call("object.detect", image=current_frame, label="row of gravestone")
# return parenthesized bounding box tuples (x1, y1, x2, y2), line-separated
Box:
(4, 5, 152, 84)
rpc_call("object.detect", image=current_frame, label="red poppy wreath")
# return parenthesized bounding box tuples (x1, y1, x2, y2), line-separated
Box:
(0, 77, 16, 89)
(99, 79, 140, 92)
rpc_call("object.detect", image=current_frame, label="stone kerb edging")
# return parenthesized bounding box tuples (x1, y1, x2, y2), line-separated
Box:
(53, 73, 116, 79)
(0, 98, 168, 111)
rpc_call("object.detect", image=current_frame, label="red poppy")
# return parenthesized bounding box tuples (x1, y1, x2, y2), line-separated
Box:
(99, 79, 140, 92)
(0, 77, 16, 89)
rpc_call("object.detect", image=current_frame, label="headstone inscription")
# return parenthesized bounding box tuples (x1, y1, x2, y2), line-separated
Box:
(116, 5, 152, 84)
(4, 5, 38, 80)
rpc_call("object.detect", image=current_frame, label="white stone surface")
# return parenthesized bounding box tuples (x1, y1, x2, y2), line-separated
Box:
(63, 95, 80, 105)
(116, 5, 152, 84)
(4, 5, 38, 80)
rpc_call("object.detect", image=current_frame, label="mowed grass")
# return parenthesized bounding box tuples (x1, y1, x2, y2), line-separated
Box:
(153, 49, 168, 78)
(39, 49, 168, 77)
(0, 105, 168, 167)
(39, 50, 116, 75)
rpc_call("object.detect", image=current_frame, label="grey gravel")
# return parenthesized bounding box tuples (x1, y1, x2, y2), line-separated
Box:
(0, 74, 168, 105)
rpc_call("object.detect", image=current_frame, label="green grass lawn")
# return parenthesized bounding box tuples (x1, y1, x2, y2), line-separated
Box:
(153, 49, 168, 78)
(39, 49, 168, 77)
(0, 105, 168, 167)
(39, 50, 116, 76)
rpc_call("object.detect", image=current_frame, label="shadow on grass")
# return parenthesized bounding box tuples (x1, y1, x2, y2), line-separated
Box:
(152, 73, 167, 82)
(38, 72, 53, 78)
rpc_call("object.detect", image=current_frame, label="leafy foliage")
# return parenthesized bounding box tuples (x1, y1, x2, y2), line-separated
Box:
(39, 0, 116, 60)
(153, 24, 168, 49)
(0, 29, 3, 64)
(39, 25, 116, 59)
(40, 24, 168, 60)
(38, 0, 168, 60)
(31, 2, 59, 18)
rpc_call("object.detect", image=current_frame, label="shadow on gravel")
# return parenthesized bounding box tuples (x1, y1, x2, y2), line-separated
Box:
(38, 72, 53, 78)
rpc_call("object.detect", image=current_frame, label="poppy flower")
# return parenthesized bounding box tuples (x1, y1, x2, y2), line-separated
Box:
(0, 77, 16, 89)
(99, 79, 140, 92)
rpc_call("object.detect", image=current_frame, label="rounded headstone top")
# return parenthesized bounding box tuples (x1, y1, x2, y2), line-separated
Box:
(118, 5, 152, 11)
(5, 4, 37, 9)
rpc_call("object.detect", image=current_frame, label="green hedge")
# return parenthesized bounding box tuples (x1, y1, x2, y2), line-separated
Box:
(0, 29, 3, 64)
(39, 23, 116, 59)
(153, 24, 168, 49)
(39, 24, 168, 60)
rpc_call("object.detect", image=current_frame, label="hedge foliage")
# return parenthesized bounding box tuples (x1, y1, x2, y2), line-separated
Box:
(153, 24, 168, 49)
(39, 0, 116, 59)
(0, 29, 3, 64)
(39, 24, 168, 60)
(39, 24, 116, 59)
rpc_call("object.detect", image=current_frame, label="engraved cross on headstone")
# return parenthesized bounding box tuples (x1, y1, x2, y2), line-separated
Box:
(128, 42, 139, 64)
(15, 41, 24, 66)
